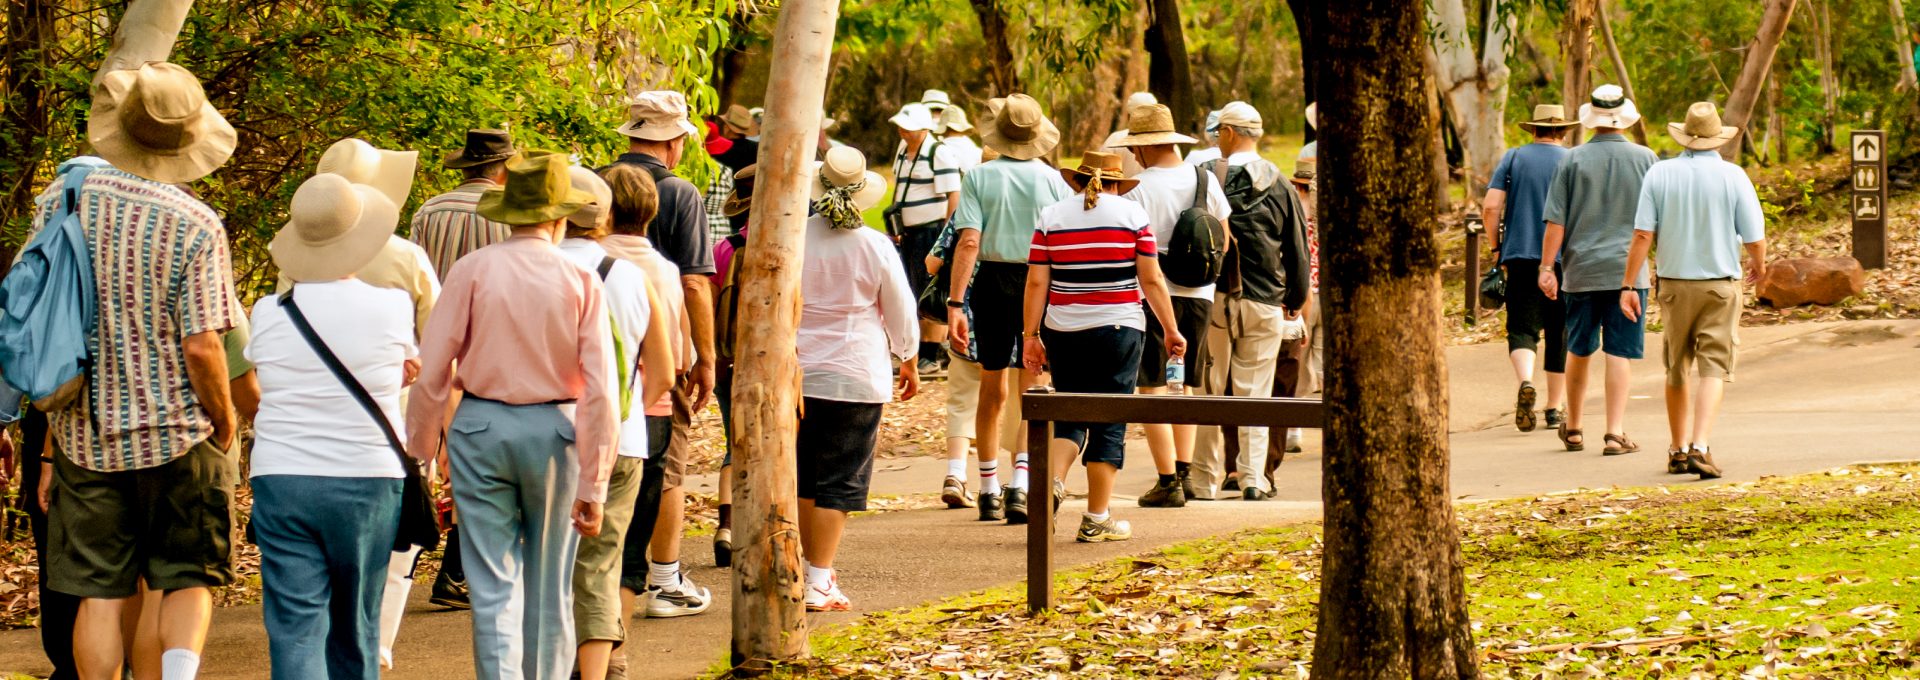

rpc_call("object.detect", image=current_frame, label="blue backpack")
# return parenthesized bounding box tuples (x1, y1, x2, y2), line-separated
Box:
(0, 157, 109, 423)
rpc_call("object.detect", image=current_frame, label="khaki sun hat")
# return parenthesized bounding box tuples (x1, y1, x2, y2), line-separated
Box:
(270, 173, 400, 282)
(1667, 101, 1740, 151)
(723, 165, 758, 217)
(1578, 84, 1640, 129)
(87, 62, 237, 184)
(617, 91, 701, 141)
(978, 94, 1061, 161)
(920, 89, 953, 111)
(1110, 103, 1199, 147)
(938, 107, 974, 134)
(809, 146, 886, 211)
(1517, 104, 1580, 132)
(316, 138, 418, 209)
(1058, 150, 1140, 195)
(566, 165, 614, 232)
(478, 150, 594, 226)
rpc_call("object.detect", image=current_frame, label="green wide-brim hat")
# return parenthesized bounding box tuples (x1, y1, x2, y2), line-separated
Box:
(477, 149, 593, 226)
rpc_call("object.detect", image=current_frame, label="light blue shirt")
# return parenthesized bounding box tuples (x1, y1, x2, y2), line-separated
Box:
(1633, 149, 1765, 280)
(951, 158, 1074, 263)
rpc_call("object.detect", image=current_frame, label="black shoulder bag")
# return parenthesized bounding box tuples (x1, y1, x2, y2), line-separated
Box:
(279, 288, 442, 553)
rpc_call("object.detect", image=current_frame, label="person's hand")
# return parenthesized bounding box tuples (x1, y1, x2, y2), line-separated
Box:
(37, 461, 51, 513)
(689, 359, 716, 413)
(213, 422, 236, 452)
(1537, 269, 1560, 301)
(402, 357, 421, 387)
(1745, 263, 1766, 288)
(1620, 289, 1643, 322)
(572, 500, 604, 537)
(1166, 330, 1187, 361)
(897, 359, 920, 401)
(947, 308, 970, 356)
(1022, 334, 1047, 376)
(1284, 307, 1301, 321)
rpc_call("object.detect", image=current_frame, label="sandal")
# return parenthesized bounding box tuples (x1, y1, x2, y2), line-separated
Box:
(1558, 423, 1584, 452)
(1602, 433, 1641, 456)
(1515, 382, 1538, 433)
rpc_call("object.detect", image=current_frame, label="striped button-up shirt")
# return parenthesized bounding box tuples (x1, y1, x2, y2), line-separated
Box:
(30, 169, 240, 471)
(410, 179, 512, 282)
(889, 136, 962, 229)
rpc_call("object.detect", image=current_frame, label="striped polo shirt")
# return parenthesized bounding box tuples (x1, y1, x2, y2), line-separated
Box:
(1029, 194, 1157, 333)
(409, 179, 513, 282)
(889, 136, 963, 229)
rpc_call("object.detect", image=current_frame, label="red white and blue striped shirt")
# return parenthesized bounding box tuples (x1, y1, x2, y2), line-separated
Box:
(1029, 195, 1157, 332)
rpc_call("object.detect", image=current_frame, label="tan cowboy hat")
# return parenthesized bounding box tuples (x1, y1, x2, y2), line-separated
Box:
(1578, 84, 1641, 129)
(1290, 157, 1316, 187)
(617, 91, 701, 141)
(723, 165, 757, 217)
(1058, 150, 1140, 195)
(478, 150, 594, 226)
(721, 104, 754, 135)
(1110, 103, 1199, 147)
(566, 165, 614, 231)
(978, 94, 1061, 161)
(1517, 104, 1580, 132)
(1667, 101, 1740, 151)
(810, 146, 886, 211)
(270, 173, 400, 282)
(316, 138, 418, 209)
(87, 62, 237, 184)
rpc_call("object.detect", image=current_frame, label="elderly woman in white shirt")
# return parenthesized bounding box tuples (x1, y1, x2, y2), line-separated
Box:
(797, 147, 921, 612)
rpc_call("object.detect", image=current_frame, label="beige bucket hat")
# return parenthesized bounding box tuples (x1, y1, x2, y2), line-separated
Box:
(1667, 101, 1740, 151)
(316, 138, 418, 209)
(1110, 103, 1199, 147)
(1517, 104, 1580, 132)
(979, 94, 1061, 161)
(617, 91, 701, 141)
(937, 106, 974, 134)
(810, 146, 886, 211)
(566, 165, 614, 232)
(271, 173, 400, 282)
(87, 62, 237, 184)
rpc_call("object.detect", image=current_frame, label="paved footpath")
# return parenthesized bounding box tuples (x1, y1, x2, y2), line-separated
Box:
(4, 320, 1916, 678)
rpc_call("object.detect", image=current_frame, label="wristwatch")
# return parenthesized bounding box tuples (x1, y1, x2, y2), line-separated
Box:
(946, 299, 965, 308)
(1620, 285, 1634, 292)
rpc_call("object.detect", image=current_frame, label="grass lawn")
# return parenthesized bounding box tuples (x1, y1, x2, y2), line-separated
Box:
(730, 464, 1920, 678)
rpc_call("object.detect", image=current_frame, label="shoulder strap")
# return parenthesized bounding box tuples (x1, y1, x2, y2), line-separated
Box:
(597, 256, 616, 280)
(1190, 165, 1210, 211)
(278, 288, 411, 466)
(1211, 159, 1230, 191)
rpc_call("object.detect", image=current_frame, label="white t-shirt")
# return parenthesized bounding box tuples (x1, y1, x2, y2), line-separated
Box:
(248, 280, 416, 479)
(1126, 165, 1233, 300)
(889, 136, 964, 229)
(943, 135, 984, 173)
(1185, 146, 1222, 166)
(558, 239, 653, 459)
(1032, 195, 1155, 333)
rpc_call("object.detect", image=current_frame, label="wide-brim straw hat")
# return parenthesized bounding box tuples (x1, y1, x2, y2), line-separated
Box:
(271, 173, 399, 282)
(1578, 84, 1641, 129)
(566, 165, 614, 231)
(723, 165, 757, 216)
(1058, 150, 1139, 195)
(87, 62, 237, 184)
(316, 138, 418, 209)
(1667, 101, 1740, 151)
(478, 150, 594, 226)
(1517, 104, 1580, 132)
(979, 94, 1061, 161)
(1110, 103, 1199, 147)
(617, 90, 702, 141)
(809, 146, 887, 211)
(443, 129, 515, 169)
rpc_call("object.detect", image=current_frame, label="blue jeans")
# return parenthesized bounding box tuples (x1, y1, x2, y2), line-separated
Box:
(252, 474, 402, 680)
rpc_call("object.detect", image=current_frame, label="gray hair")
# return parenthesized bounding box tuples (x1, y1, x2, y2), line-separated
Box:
(1227, 125, 1263, 139)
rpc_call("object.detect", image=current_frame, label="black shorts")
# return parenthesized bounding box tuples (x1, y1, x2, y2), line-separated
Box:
(1043, 325, 1143, 469)
(797, 397, 885, 512)
(48, 439, 236, 599)
(1138, 296, 1213, 387)
(1502, 259, 1567, 373)
(897, 225, 942, 303)
(969, 261, 1029, 372)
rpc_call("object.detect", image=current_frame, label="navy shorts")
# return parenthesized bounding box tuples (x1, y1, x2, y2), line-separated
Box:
(1042, 324, 1144, 469)
(969, 262, 1029, 372)
(897, 225, 942, 303)
(1565, 289, 1647, 359)
(797, 397, 885, 512)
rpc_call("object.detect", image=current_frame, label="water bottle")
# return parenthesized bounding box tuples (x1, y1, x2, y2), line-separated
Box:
(1166, 358, 1185, 395)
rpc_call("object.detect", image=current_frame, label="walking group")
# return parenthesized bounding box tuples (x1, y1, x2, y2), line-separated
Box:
(1485, 85, 1769, 479)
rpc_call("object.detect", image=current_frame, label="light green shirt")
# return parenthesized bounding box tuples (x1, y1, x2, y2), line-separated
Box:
(950, 158, 1074, 263)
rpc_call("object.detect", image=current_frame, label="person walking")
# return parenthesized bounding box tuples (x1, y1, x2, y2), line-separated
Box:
(1099, 92, 1160, 175)
(411, 129, 517, 283)
(927, 219, 1025, 511)
(1024, 151, 1184, 542)
(606, 90, 717, 620)
(707, 164, 756, 563)
(1188, 101, 1312, 501)
(889, 102, 964, 377)
(945, 94, 1072, 525)
(1622, 102, 1768, 480)
(248, 172, 416, 679)
(797, 147, 921, 611)
(938, 107, 985, 173)
(39, 62, 241, 680)
(1108, 103, 1230, 508)
(1484, 105, 1576, 433)
(405, 150, 618, 680)
(1538, 84, 1658, 456)
(1184, 110, 1225, 166)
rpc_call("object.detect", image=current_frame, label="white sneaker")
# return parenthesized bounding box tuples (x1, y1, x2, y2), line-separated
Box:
(804, 574, 851, 612)
(645, 574, 712, 618)
(1285, 429, 1304, 453)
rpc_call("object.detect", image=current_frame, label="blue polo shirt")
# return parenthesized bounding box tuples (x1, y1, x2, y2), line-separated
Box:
(1633, 150, 1765, 280)
(1488, 142, 1570, 263)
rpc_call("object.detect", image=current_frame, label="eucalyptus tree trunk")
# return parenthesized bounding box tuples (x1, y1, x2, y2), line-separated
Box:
(1144, 0, 1198, 134)
(1892, 0, 1918, 91)
(1721, 0, 1799, 161)
(1595, 0, 1649, 146)
(1429, 0, 1513, 195)
(1561, 0, 1595, 148)
(1817, 0, 1839, 154)
(92, 0, 195, 88)
(1307, 0, 1478, 677)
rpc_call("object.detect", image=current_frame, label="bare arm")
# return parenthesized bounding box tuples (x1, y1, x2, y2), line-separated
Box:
(1137, 255, 1186, 357)
(1019, 263, 1052, 374)
(183, 331, 236, 449)
(1537, 222, 1568, 300)
(1743, 240, 1768, 287)
(1619, 230, 1655, 322)
(639, 283, 676, 408)
(231, 370, 261, 424)
(681, 274, 716, 410)
(946, 229, 982, 354)
(945, 191, 961, 220)
(1482, 188, 1508, 250)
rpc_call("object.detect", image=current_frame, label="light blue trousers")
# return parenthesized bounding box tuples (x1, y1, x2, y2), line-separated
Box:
(448, 398, 581, 680)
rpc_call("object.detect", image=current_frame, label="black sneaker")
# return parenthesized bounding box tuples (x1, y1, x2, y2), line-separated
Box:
(1543, 408, 1565, 429)
(1179, 469, 1199, 502)
(713, 528, 733, 568)
(1003, 487, 1028, 525)
(1242, 487, 1272, 501)
(1222, 475, 1241, 492)
(978, 489, 1006, 521)
(429, 571, 471, 610)
(1138, 477, 1187, 508)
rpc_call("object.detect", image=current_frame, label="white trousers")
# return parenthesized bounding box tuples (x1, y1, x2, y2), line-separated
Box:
(1191, 295, 1290, 497)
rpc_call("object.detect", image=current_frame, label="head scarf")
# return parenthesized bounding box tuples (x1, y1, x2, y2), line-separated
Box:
(811, 173, 869, 231)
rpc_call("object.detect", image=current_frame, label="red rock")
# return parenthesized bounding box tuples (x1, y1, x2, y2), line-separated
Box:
(1757, 257, 1866, 308)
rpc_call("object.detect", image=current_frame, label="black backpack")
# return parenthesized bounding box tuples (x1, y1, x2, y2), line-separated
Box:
(1158, 164, 1230, 289)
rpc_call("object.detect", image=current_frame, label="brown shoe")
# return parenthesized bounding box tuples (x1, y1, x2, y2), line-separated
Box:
(1688, 448, 1722, 479)
(941, 476, 974, 509)
(1666, 449, 1693, 475)
(1602, 433, 1641, 456)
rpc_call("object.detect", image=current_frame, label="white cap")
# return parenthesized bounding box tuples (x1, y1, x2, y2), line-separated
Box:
(1218, 101, 1262, 130)
(890, 103, 938, 132)
(1125, 91, 1159, 110)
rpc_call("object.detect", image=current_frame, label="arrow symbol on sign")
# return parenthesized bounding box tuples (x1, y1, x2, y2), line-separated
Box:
(1858, 136, 1879, 161)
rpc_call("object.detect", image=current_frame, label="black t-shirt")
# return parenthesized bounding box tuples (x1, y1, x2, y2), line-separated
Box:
(607, 153, 716, 275)
(713, 137, 759, 175)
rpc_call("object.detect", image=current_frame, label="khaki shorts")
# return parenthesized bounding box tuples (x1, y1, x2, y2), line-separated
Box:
(1657, 278, 1741, 386)
(662, 378, 693, 489)
(48, 439, 236, 599)
(572, 455, 644, 643)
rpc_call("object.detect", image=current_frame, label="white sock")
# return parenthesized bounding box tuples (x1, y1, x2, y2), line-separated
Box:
(806, 563, 833, 587)
(1012, 453, 1031, 490)
(161, 649, 201, 680)
(648, 560, 680, 589)
(946, 457, 967, 479)
(1083, 510, 1110, 523)
(978, 460, 1002, 495)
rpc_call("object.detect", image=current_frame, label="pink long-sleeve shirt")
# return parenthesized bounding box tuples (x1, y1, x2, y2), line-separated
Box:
(406, 236, 619, 503)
